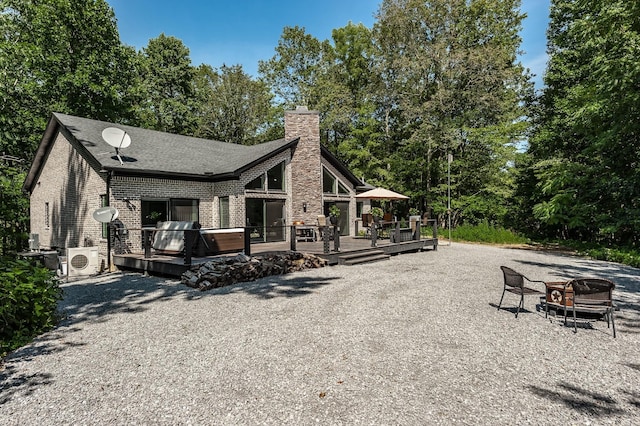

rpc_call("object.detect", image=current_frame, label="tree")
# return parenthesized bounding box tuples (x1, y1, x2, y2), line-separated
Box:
(0, 163, 28, 255)
(528, 0, 640, 245)
(373, 0, 532, 223)
(193, 64, 275, 144)
(258, 26, 332, 110)
(325, 23, 388, 182)
(0, 0, 139, 161)
(260, 23, 388, 181)
(137, 34, 198, 135)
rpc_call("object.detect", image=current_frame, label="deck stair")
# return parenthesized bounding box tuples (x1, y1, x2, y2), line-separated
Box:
(338, 248, 390, 266)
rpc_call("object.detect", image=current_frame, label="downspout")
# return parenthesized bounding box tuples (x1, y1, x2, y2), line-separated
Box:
(106, 170, 112, 271)
(107, 171, 113, 272)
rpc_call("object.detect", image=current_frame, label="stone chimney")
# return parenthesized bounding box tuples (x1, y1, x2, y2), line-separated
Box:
(285, 106, 322, 226)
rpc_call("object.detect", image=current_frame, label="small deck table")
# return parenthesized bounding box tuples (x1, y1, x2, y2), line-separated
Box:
(295, 226, 317, 242)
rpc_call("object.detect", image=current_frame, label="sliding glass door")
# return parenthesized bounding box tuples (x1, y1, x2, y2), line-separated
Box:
(246, 199, 285, 242)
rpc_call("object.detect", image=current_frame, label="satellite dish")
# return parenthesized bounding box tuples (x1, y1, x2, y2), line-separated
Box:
(101, 127, 131, 165)
(92, 206, 119, 223)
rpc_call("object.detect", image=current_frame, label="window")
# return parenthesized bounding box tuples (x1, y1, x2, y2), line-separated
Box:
(246, 174, 264, 190)
(171, 199, 199, 222)
(219, 197, 229, 228)
(267, 162, 285, 191)
(245, 161, 285, 192)
(141, 200, 168, 227)
(44, 202, 50, 229)
(323, 167, 350, 195)
(323, 168, 335, 193)
(100, 195, 108, 238)
(141, 199, 199, 226)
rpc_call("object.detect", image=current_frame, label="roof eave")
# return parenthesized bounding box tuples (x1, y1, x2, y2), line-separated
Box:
(104, 167, 240, 182)
(22, 115, 61, 193)
(233, 138, 299, 176)
(320, 145, 362, 187)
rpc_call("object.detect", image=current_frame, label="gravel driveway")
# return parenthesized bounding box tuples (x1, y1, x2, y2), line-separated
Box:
(1, 243, 639, 425)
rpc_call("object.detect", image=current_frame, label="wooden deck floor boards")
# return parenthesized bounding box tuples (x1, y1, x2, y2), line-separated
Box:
(114, 237, 438, 277)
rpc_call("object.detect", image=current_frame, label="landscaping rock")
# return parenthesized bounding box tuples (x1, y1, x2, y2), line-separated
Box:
(181, 251, 327, 291)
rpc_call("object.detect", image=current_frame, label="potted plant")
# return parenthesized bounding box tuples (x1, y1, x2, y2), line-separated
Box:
(409, 208, 420, 217)
(328, 204, 341, 225)
(370, 206, 384, 223)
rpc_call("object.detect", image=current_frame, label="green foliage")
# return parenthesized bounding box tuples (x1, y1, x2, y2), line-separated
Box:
(328, 204, 341, 217)
(373, 0, 532, 225)
(258, 26, 332, 109)
(0, 165, 29, 255)
(1, 258, 62, 357)
(528, 0, 640, 246)
(0, 0, 139, 160)
(554, 240, 640, 269)
(370, 207, 384, 218)
(193, 64, 275, 144)
(446, 222, 528, 245)
(137, 34, 198, 134)
(581, 247, 640, 269)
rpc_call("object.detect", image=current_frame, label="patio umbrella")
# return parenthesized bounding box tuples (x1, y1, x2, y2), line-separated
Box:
(355, 187, 409, 200)
(355, 187, 409, 219)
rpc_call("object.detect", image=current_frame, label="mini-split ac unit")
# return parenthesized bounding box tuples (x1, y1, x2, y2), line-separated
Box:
(66, 247, 99, 277)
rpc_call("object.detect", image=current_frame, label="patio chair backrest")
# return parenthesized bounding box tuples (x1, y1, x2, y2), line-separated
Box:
(317, 215, 326, 227)
(500, 266, 524, 289)
(570, 278, 614, 303)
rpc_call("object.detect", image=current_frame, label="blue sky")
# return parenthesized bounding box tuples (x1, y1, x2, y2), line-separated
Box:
(107, 0, 550, 89)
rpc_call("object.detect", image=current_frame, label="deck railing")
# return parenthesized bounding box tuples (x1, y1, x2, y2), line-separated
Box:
(356, 218, 438, 248)
(134, 220, 437, 266)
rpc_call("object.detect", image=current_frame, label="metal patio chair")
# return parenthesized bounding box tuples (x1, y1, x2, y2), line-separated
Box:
(498, 266, 545, 318)
(566, 278, 616, 337)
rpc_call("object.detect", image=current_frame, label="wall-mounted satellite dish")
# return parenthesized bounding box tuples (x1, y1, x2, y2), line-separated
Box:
(102, 127, 131, 165)
(92, 206, 119, 223)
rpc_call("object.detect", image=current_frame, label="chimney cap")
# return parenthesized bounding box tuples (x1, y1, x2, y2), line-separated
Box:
(286, 105, 318, 115)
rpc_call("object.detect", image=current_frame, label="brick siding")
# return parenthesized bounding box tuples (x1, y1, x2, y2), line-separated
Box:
(30, 131, 108, 260)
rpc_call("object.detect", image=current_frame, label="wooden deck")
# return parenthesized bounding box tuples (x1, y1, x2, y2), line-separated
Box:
(114, 236, 438, 277)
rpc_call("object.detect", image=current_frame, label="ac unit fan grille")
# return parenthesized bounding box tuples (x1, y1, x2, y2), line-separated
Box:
(70, 254, 89, 270)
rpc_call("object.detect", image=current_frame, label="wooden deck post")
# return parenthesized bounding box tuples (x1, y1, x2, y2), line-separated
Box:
(244, 227, 251, 256)
(322, 226, 330, 253)
(290, 225, 297, 251)
(432, 220, 438, 250)
(143, 229, 152, 259)
(333, 226, 340, 252)
(183, 229, 195, 266)
(371, 224, 378, 247)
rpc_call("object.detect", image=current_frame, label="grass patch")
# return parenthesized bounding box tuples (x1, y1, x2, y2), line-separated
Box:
(440, 222, 528, 245)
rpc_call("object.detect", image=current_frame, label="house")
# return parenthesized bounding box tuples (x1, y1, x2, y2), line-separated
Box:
(23, 107, 372, 261)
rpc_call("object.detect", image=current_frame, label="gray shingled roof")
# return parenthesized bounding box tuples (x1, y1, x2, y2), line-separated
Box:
(54, 113, 296, 178)
(23, 112, 371, 193)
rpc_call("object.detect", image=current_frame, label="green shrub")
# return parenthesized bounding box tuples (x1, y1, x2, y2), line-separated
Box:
(590, 248, 640, 268)
(444, 222, 528, 244)
(541, 240, 640, 268)
(1, 258, 62, 357)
